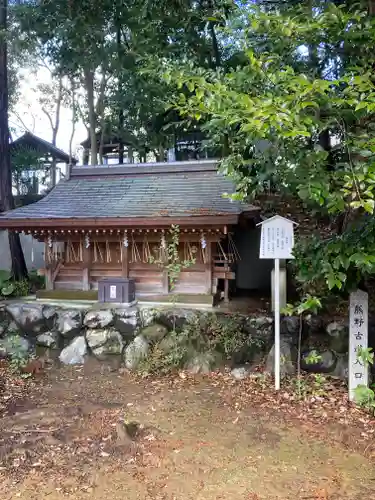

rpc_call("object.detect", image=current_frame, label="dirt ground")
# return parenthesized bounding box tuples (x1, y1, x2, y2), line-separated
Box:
(1, 359, 375, 500)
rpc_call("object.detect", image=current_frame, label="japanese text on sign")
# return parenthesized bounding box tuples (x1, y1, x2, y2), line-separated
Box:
(259, 216, 295, 259)
(349, 289, 368, 400)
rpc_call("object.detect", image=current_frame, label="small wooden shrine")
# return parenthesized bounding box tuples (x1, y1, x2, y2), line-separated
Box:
(0, 160, 258, 303)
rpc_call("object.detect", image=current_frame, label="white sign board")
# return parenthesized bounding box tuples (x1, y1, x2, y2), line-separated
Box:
(349, 289, 368, 400)
(257, 215, 297, 391)
(109, 285, 117, 299)
(258, 215, 296, 259)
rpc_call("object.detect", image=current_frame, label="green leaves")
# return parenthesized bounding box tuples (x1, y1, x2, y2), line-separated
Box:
(0, 270, 17, 298)
(327, 272, 345, 291)
(1, 284, 15, 296)
(282, 295, 322, 316)
(293, 215, 375, 298)
(354, 385, 375, 412)
(0, 270, 11, 283)
(355, 101, 370, 111)
(356, 347, 374, 366)
(363, 199, 375, 213)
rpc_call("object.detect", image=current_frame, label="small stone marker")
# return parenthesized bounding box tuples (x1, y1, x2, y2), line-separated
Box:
(349, 289, 368, 401)
(257, 215, 297, 391)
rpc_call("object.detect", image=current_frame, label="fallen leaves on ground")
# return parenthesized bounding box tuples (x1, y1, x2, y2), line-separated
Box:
(0, 361, 38, 417)
(211, 369, 375, 458)
(0, 359, 375, 498)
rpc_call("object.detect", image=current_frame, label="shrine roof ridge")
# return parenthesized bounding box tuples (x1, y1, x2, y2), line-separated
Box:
(70, 159, 219, 178)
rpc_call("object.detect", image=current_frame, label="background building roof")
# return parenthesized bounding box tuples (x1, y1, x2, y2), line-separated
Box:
(11, 132, 76, 164)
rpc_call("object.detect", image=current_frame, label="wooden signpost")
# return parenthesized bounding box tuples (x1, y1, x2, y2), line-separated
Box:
(349, 289, 369, 401)
(258, 215, 297, 390)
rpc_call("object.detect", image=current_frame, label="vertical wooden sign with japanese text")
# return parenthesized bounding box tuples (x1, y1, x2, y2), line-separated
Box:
(349, 289, 368, 401)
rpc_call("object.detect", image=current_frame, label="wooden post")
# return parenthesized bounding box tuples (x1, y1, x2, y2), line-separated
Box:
(46, 269, 53, 290)
(223, 255, 230, 303)
(274, 258, 280, 391)
(205, 241, 212, 294)
(162, 270, 169, 295)
(161, 237, 169, 294)
(82, 243, 91, 291)
(121, 244, 129, 278)
(224, 276, 229, 303)
(44, 239, 53, 291)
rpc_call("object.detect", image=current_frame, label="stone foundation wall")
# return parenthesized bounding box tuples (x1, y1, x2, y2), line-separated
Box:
(0, 302, 350, 379)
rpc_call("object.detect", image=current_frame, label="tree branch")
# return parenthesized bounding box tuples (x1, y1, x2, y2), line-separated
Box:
(11, 110, 35, 133)
(41, 107, 54, 132)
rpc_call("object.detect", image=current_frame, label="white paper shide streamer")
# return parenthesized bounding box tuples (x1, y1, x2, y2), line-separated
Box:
(123, 230, 129, 247)
(200, 233, 206, 249)
(161, 232, 166, 250)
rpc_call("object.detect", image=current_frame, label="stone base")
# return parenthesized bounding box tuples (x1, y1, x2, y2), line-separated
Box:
(0, 300, 274, 370)
(1, 301, 351, 380)
(36, 290, 215, 306)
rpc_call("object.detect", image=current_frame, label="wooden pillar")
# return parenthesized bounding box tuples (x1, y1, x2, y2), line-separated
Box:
(224, 260, 229, 304)
(121, 244, 129, 278)
(162, 270, 169, 294)
(205, 241, 212, 294)
(82, 244, 91, 291)
(224, 277, 229, 303)
(161, 240, 169, 294)
(44, 239, 53, 291)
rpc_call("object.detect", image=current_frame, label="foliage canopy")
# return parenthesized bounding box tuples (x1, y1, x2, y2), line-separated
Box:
(161, 1, 375, 300)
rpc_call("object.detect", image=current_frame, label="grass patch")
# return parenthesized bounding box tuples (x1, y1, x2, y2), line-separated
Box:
(36, 290, 99, 301)
(140, 293, 214, 305)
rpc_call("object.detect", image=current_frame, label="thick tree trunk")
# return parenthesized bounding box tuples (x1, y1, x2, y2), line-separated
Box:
(0, 0, 27, 279)
(8, 232, 28, 280)
(116, 16, 124, 164)
(83, 68, 98, 165)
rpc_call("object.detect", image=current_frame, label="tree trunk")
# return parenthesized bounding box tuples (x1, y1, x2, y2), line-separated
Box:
(8, 232, 28, 280)
(209, 22, 220, 68)
(157, 145, 165, 162)
(50, 75, 63, 187)
(116, 12, 124, 164)
(0, 0, 27, 279)
(83, 68, 98, 165)
(99, 122, 106, 164)
(69, 78, 76, 165)
(83, 148, 89, 165)
(118, 109, 124, 163)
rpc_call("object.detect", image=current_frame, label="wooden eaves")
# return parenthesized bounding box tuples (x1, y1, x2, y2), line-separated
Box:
(0, 215, 240, 230)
